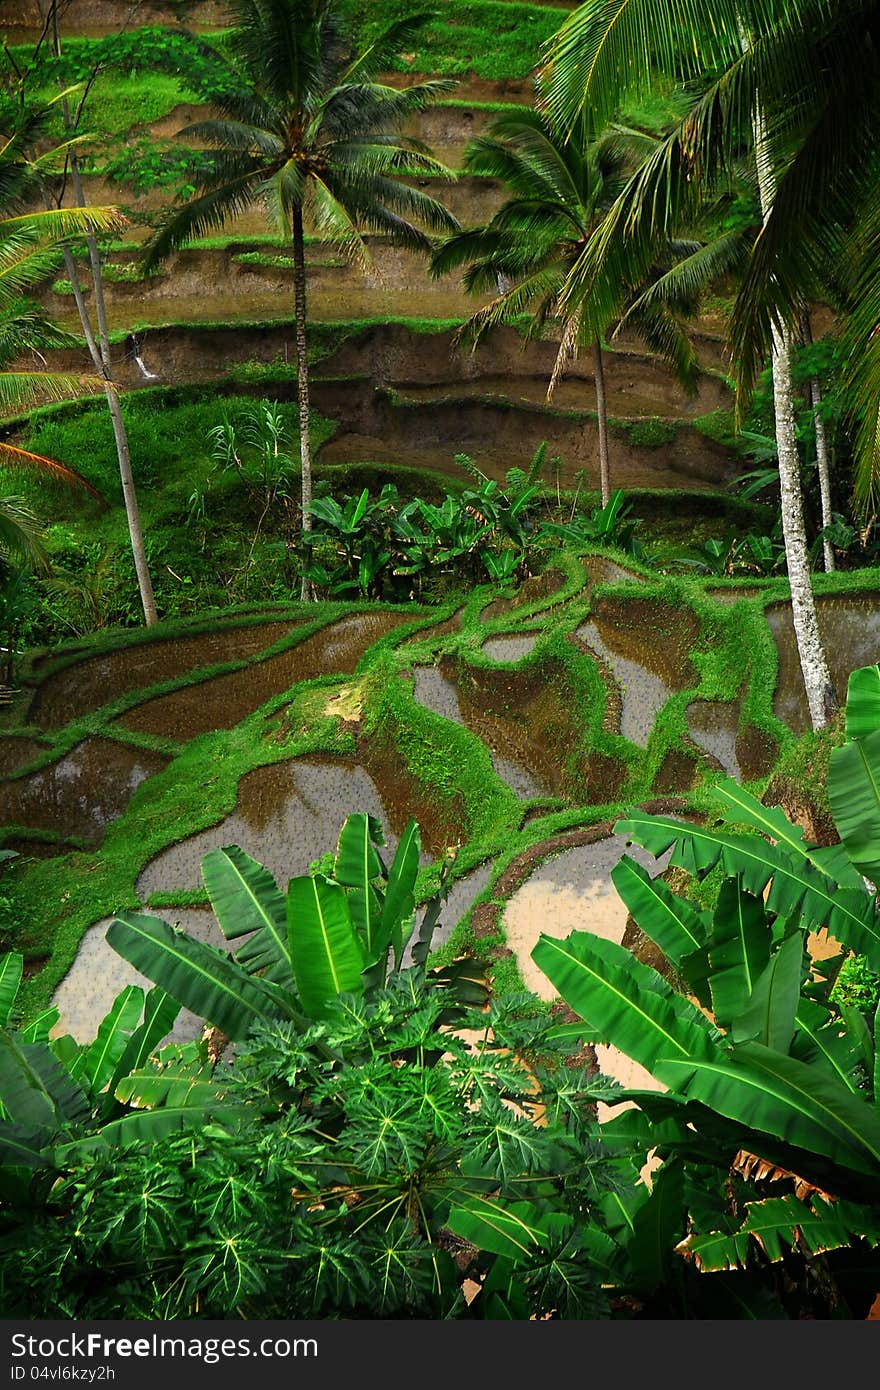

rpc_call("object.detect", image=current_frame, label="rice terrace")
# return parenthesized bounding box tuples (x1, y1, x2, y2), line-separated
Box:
(0, 0, 880, 1322)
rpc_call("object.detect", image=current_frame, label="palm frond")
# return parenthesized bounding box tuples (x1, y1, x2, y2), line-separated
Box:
(0, 440, 106, 502)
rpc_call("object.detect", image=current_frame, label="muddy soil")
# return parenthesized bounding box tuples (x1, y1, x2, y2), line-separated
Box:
(576, 599, 701, 746)
(136, 752, 457, 900)
(0, 737, 167, 848)
(120, 611, 414, 739)
(30, 620, 296, 730)
(314, 383, 737, 492)
(766, 594, 880, 733)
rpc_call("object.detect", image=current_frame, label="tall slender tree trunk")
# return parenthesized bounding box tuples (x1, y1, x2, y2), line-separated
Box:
(801, 312, 835, 572)
(292, 205, 313, 602)
(50, 13, 157, 626)
(746, 36, 834, 729)
(593, 339, 611, 508)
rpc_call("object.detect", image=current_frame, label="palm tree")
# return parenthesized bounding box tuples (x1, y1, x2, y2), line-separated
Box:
(430, 104, 705, 507)
(143, 0, 460, 598)
(538, 0, 850, 730)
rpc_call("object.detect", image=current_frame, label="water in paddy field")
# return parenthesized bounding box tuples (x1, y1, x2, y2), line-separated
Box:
(480, 634, 540, 662)
(576, 599, 700, 747)
(502, 835, 673, 1111)
(30, 620, 297, 730)
(136, 754, 456, 901)
(766, 594, 880, 733)
(118, 611, 415, 741)
(0, 738, 168, 849)
(412, 664, 555, 800)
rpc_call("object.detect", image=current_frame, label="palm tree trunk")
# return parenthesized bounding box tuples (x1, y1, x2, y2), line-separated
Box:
(50, 15, 158, 626)
(292, 204, 313, 602)
(747, 43, 834, 729)
(800, 312, 835, 572)
(593, 339, 611, 508)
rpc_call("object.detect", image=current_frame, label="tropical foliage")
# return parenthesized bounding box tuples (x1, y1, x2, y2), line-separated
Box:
(143, 0, 459, 594)
(533, 662, 880, 1316)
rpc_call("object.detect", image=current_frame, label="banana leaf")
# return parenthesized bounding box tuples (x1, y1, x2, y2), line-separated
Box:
(383, 818, 421, 967)
(681, 1194, 880, 1271)
(107, 912, 277, 1040)
(448, 1197, 547, 1262)
(287, 874, 364, 1019)
(0, 1033, 88, 1132)
(616, 811, 880, 969)
(845, 664, 880, 740)
(828, 729, 880, 884)
(19, 1008, 59, 1045)
(69, 985, 144, 1098)
(531, 930, 718, 1077)
(100, 985, 181, 1119)
(730, 931, 803, 1052)
(792, 997, 862, 1094)
(659, 1043, 880, 1178)
(201, 844, 292, 985)
(708, 879, 772, 1028)
(610, 855, 708, 968)
(0, 952, 22, 1028)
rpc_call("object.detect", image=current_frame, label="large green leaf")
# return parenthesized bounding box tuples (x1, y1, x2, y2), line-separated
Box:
(845, 664, 880, 740)
(828, 729, 880, 884)
(0, 952, 22, 1028)
(626, 1159, 685, 1292)
(447, 1198, 547, 1263)
(19, 1008, 59, 1045)
(531, 930, 717, 1078)
(115, 1068, 217, 1110)
(792, 998, 862, 1094)
(682, 1194, 880, 1271)
(610, 855, 708, 967)
(334, 812, 384, 889)
(287, 874, 364, 1019)
(708, 879, 772, 1028)
(659, 1043, 880, 1178)
(101, 986, 181, 1119)
(730, 932, 803, 1053)
(106, 913, 277, 1040)
(69, 985, 144, 1098)
(56, 1100, 238, 1159)
(201, 845, 292, 986)
(616, 811, 880, 968)
(383, 818, 421, 967)
(0, 1033, 88, 1132)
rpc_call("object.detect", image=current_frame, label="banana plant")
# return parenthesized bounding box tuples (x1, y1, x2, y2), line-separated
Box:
(532, 664, 880, 1302)
(0, 953, 236, 1193)
(107, 814, 487, 1039)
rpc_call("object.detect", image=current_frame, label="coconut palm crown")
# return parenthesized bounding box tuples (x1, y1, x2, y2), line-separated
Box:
(143, 0, 461, 595)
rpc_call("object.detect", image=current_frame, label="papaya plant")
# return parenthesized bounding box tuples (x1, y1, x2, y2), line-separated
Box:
(532, 663, 880, 1316)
